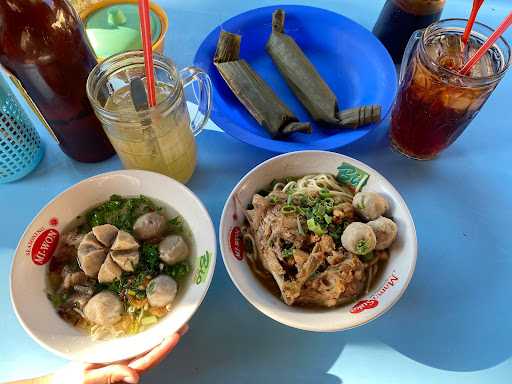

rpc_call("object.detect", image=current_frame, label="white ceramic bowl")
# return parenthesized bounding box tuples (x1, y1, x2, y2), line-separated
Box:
(10, 170, 216, 363)
(220, 151, 417, 332)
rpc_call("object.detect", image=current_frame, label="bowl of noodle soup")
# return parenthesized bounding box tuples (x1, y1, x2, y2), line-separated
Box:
(10, 170, 216, 362)
(220, 151, 416, 331)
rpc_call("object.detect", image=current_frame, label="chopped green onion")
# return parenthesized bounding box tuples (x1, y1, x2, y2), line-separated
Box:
(168, 216, 184, 234)
(313, 204, 325, 217)
(319, 189, 331, 198)
(356, 240, 370, 255)
(287, 194, 293, 205)
(307, 195, 317, 206)
(360, 251, 375, 262)
(307, 218, 324, 236)
(127, 290, 137, 296)
(270, 195, 278, 205)
(282, 248, 294, 258)
(281, 205, 296, 214)
(324, 198, 334, 207)
(324, 214, 332, 224)
(296, 216, 305, 235)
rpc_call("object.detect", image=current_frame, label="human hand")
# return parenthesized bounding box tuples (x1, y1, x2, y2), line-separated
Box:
(52, 325, 188, 384)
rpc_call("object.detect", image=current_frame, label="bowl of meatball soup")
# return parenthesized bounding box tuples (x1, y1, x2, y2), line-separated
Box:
(220, 151, 417, 331)
(10, 170, 216, 362)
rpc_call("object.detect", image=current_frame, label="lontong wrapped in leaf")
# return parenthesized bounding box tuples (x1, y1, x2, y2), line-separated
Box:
(214, 30, 311, 138)
(266, 9, 381, 128)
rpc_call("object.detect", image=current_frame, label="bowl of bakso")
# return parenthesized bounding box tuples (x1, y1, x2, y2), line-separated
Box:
(220, 151, 416, 331)
(10, 170, 216, 362)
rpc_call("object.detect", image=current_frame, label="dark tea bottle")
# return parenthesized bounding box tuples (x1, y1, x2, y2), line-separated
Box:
(373, 0, 445, 63)
(0, 0, 114, 162)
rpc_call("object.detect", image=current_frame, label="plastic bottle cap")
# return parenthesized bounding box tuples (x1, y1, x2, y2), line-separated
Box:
(84, 3, 162, 59)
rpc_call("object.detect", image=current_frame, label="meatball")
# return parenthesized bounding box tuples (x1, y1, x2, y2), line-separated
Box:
(110, 249, 139, 272)
(83, 291, 122, 326)
(146, 275, 177, 307)
(341, 222, 377, 255)
(78, 248, 106, 278)
(133, 212, 167, 240)
(111, 230, 139, 251)
(77, 232, 103, 258)
(159, 235, 189, 265)
(92, 224, 119, 247)
(352, 192, 389, 221)
(368, 217, 398, 250)
(97, 254, 122, 284)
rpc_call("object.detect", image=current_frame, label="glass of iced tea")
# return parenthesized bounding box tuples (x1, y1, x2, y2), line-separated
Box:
(390, 19, 510, 160)
(86, 51, 212, 183)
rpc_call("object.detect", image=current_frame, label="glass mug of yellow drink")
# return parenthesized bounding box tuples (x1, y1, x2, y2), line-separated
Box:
(86, 51, 212, 183)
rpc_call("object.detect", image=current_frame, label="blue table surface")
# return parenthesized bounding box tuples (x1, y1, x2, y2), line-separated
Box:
(1, 0, 511, 383)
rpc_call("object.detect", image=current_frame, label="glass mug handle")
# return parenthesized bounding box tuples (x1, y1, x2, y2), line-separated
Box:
(179, 66, 212, 135)
(399, 29, 423, 84)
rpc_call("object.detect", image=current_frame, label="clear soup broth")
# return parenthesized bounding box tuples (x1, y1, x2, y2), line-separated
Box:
(46, 195, 193, 340)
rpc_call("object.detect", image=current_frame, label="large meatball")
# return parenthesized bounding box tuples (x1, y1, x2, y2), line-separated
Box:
(368, 216, 398, 250)
(146, 275, 177, 307)
(133, 212, 167, 240)
(84, 291, 122, 326)
(341, 222, 377, 255)
(159, 235, 189, 265)
(352, 192, 389, 221)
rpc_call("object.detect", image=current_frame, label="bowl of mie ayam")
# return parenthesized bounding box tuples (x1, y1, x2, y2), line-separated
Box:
(10, 170, 216, 363)
(220, 151, 417, 331)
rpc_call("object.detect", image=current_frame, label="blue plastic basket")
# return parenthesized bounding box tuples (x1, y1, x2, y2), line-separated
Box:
(0, 86, 44, 183)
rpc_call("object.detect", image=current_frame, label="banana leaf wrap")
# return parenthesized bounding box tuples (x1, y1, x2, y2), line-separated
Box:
(214, 30, 311, 138)
(266, 9, 381, 128)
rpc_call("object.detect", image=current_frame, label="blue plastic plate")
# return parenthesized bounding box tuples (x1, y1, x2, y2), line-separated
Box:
(194, 5, 397, 153)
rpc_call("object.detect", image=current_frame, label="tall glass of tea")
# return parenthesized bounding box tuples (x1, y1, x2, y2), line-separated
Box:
(390, 19, 510, 160)
(86, 51, 212, 183)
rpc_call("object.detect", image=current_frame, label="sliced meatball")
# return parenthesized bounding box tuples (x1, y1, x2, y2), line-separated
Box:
(111, 230, 139, 251)
(158, 235, 189, 265)
(98, 254, 123, 284)
(77, 232, 103, 258)
(146, 275, 177, 307)
(92, 224, 119, 247)
(133, 212, 167, 240)
(84, 291, 122, 326)
(78, 249, 106, 278)
(110, 249, 139, 272)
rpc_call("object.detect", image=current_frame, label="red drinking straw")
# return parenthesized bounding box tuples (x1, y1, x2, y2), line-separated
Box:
(460, 11, 512, 75)
(138, 0, 156, 107)
(462, 0, 485, 45)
